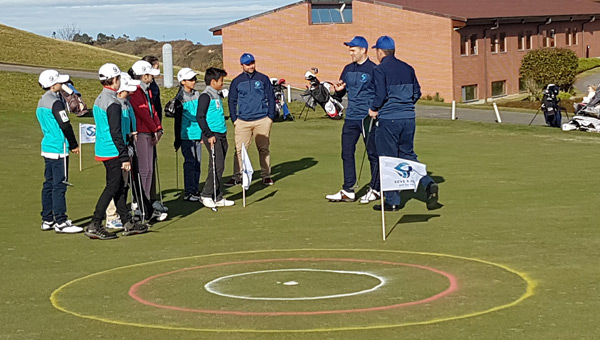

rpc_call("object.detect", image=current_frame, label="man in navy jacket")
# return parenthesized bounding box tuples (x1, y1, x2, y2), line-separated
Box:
(326, 36, 379, 204)
(226, 53, 276, 186)
(368, 36, 440, 211)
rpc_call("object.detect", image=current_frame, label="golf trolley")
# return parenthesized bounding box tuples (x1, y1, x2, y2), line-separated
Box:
(298, 68, 344, 121)
(271, 78, 293, 121)
(528, 84, 568, 127)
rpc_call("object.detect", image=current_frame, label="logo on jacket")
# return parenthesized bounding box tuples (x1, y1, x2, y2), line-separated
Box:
(215, 100, 221, 109)
(361, 74, 369, 83)
(394, 162, 413, 178)
(254, 81, 262, 89)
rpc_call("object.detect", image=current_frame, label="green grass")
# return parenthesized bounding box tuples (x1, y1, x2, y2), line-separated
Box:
(2, 70, 600, 339)
(0, 24, 138, 72)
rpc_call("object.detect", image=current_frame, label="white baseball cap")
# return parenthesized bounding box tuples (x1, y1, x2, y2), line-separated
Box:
(177, 68, 198, 82)
(131, 60, 160, 76)
(39, 70, 69, 88)
(98, 63, 121, 81)
(118, 72, 141, 93)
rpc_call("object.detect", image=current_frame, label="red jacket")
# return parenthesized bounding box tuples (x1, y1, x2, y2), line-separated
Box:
(130, 85, 162, 133)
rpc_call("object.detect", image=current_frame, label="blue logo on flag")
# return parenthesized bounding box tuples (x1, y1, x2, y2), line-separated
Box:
(85, 126, 96, 137)
(394, 162, 413, 178)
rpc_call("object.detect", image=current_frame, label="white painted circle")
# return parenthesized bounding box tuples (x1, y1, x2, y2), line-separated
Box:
(204, 268, 386, 301)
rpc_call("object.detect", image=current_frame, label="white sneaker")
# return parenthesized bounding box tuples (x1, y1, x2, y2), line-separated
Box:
(151, 209, 168, 222)
(55, 220, 84, 234)
(200, 196, 216, 208)
(41, 221, 54, 231)
(359, 188, 380, 204)
(106, 218, 124, 230)
(325, 190, 355, 202)
(215, 198, 235, 207)
(152, 201, 169, 212)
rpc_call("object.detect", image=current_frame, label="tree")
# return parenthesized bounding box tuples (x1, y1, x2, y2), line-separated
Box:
(56, 24, 80, 41)
(96, 33, 116, 44)
(520, 48, 578, 95)
(73, 33, 94, 45)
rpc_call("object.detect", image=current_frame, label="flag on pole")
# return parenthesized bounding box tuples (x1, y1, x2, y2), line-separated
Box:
(79, 123, 96, 144)
(379, 156, 427, 192)
(241, 143, 254, 190)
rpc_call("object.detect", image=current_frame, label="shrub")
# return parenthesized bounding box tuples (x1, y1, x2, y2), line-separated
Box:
(577, 58, 600, 73)
(557, 91, 572, 101)
(520, 48, 578, 90)
(422, 92, 445, 102)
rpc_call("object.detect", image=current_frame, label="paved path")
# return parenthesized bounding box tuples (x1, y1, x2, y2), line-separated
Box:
(1, 62, 549, 126)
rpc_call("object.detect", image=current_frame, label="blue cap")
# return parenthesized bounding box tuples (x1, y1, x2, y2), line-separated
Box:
(240, 53, 255, 65)
(372, 36, 395, 49)
(344, 36, 368, 49)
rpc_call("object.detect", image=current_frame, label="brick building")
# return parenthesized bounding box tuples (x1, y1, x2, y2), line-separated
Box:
(210, 0, 600, 102)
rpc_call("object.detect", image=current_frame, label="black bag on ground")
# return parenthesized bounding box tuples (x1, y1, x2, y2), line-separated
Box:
(164, 88, 183, 118)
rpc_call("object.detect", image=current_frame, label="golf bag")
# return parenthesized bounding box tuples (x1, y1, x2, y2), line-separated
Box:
(271, 78, 292, 121)
(540, 84, 562, 128)
(300, 70, 344, 120)
(60, 82, 89, 117)
(164, 87, 183, 118)
(562, 115, 600, 132)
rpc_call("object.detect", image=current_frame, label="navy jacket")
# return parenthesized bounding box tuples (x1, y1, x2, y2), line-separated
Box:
(228, 71, 275, 122)
(370, 55, 421, 120)
(335, 58, 376, 121)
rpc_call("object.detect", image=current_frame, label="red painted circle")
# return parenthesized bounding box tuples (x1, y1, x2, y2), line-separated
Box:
(129, 258, 458, 316)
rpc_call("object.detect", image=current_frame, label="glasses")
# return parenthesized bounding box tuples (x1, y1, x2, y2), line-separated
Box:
(186, 78, 197, 82)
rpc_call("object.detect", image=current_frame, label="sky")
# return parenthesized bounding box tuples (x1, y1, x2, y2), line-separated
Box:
(0, 0, 294, 45)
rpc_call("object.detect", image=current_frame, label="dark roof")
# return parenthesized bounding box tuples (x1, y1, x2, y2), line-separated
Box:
(370, 0, 600, 21)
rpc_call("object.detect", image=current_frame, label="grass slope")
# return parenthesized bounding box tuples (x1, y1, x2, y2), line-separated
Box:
(0, 24, 138, 71)
(1, 70, 600, 339)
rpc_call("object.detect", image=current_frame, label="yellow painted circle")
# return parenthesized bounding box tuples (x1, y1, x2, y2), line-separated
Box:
(50, 249, 536, 333)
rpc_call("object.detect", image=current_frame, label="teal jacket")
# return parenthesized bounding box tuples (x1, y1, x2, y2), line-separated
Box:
(118, 97, 136, 144)
(174, 89, 202, 149)
(36, 90, 78, 156)
(197, 86, 227, 138)
(93, 88, 128, 161)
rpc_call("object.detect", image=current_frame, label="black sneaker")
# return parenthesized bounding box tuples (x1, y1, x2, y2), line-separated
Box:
(262, 177, 274, 186)
(426, 183, 442, 210)
(122, 221, 149, 236)
(85, 223, 118, 240)
(224, 178, 241, 187)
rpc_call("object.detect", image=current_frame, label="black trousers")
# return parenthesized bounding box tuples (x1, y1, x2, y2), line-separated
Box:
(201, 133, 228, 201)
(92, 158, 129, 224)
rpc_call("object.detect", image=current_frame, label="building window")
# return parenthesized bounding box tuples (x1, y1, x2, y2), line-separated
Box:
(462, 85, 477, 102)
(519, 78, 526, 93)
(526, 31, 532, 49)
(518, 32, 524, 50)
(566, 28, 572, 46)
(311, 3, 352, 24)
(460, 35, 468, 55)
(491, 34, 498, 53)
(544, 29, 556, 48)
(573, 28, 578, 45)
(470, 34, 478, 55)
(499, 33, 506, 52)
(492, 80, 506, 97)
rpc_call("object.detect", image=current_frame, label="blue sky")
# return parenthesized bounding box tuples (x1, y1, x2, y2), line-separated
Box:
(0, 0, 294, 45)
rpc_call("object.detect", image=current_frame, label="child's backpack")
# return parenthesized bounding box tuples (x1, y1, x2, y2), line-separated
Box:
(60, 82, 89, 117)
(164, 87, 183, 118)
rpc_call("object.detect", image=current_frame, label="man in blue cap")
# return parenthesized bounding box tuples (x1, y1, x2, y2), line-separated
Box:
(326, 36, 379, 203)
(226, 53, 276, 187)
(368, 36, 441, 211)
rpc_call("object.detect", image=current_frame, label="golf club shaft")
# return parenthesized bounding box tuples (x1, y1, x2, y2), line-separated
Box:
(355, 118, 374, 189)
(211, 143, 217, 212)
(154, 150, 163, 204)
(175, 150, 180, 196)
(62, 141, 73, 186)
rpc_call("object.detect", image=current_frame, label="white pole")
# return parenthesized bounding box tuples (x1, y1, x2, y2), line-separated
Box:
(287, 85, 291, 103)
(78, 123, 82, 171)
(451, 100, 456, 120)
(243, 187, 246, 207)
(493, 103, 502, 123)
(379, 159, 386, 241)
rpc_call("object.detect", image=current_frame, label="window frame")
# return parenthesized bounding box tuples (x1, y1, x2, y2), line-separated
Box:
(462, 84, 478, 102)
(491, 80, 506, 97)
(310, 3, 352, 24)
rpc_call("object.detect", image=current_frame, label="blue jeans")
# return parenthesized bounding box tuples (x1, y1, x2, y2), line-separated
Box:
(41, 157, 68, 223)
(181, 140, 202, 195)
(341, 119, 378, 191)
(375, 118, 434, 206)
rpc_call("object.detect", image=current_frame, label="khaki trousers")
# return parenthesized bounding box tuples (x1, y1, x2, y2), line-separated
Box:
(232, 117, 273, 179)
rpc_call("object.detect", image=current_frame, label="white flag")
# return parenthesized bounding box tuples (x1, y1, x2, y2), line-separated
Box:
(79, 123, 96, 144)
(379, 156, 427, 192)
(241, 143, 254, 190)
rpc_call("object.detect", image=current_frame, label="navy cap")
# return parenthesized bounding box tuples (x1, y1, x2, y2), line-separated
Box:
(372, 36, 395, 49)
(240, 53, 255, 65)
(344, 36, 368, 49)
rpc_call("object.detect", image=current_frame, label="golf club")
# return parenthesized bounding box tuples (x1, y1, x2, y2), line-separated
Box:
(354, 117, 374, 190)
(154, 153, 164, 205)
(211, 143, 218, 212)
(62, 141, 73, 186)
(174, 150, 181, 196)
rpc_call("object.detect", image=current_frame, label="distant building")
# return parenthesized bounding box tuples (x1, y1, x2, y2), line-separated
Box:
(210, 0, 600, 102)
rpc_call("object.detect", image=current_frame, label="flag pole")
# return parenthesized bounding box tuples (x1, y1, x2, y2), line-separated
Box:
(79, 123, 83, 171)
(379, 157, 386, 241)
(243, 186, 246, 207)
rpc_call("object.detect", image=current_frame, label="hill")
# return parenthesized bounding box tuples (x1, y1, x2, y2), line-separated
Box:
(98, 38, 223, 72)
(0, 24, 138, 72)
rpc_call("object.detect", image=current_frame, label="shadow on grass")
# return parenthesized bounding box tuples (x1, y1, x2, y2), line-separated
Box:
(386, 213, 441, 239)
(399, 172, 445, 206)
(226, 157, 317, 202)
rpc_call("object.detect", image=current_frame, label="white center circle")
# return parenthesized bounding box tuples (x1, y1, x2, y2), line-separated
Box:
(204, 268, 386, 301)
